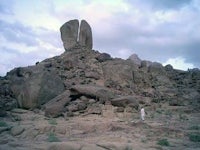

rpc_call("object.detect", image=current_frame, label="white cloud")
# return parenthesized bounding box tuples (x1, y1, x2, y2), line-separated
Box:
(163, 57, 195, 70)
(111, 48, 133, 59)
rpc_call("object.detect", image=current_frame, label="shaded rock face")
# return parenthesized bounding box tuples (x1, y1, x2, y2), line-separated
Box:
(128, 54, 142, 66)
(96, 53, 112, 62)
(70, 85, 114, 103)
(79, 20, 93, 50)
(60, 19, 93, 50)
(6, 66, 65, 109)
(0, 77, 17, 116)
(44, 91, 71, 118)
(141, 60, 152, 68)
(148, 62, 164, 74)
(110, 96, 139, 110)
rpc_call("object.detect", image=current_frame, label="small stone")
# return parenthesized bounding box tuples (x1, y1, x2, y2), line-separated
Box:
(0, 127, 10, 134)
(11, 126, 24, 136)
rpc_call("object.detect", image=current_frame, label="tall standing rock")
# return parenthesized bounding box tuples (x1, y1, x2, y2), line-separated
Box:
(79, 20, 93, 50)
(60, 19, 93, 51)
(60, 19, 79, 50)
(128, 54, 142, 66)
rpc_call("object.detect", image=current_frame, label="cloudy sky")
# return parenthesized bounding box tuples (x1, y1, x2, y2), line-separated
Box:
(0, 0, 200, 76)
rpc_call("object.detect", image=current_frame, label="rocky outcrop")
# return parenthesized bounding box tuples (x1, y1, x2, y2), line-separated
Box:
(128, 54, 142, 66)
(79, 20, 93, 50)
(0, 77, 17, 116)
(70, 85, 115, 103)
(2, 45, 200, 113)
(10, 126, 24, 136)
(148, 62, 164, 74)
(141, 60, 152, 68)
(44, 91, 71, 117)
(102, 59, 137, 94)
(60, 19, 93, 50)
(0, 19, 199, 119)
(60, 19, 79, 50)
(96, 53, 112, 62)
(110, 96, 139, 110)
(6, 66, 65, 109)
(0, 19, 200, 150)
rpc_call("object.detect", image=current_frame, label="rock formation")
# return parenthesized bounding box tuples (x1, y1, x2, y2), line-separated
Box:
(0, 19, 200, 114)
(1, 45, 199, 114)
(0, 19, 200, 150)
(6, 65, 65, 109)
(79, 20, 93, 49)
(60, 19, 93, 50)
(60, 19, 79, 50)
(128, 54, 142, 66)
(0, 77, 17, 116)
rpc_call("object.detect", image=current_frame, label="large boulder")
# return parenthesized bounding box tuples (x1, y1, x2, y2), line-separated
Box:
(96, 53, 112, 62)
(60, 19, 93, 50)
(70, 85, 114, 103)
(102, 59, 137, 90)
(79, 20, 93, 50)
(110, 96, 139, 110)
(141, 60, 152, 68)
(128, 53, 142, 66)
(0, 96, 17, 116)
(44, 91, 71, 118)
(60, 19, 79, 50)
(0, 78, 17, 116)
(148, 62, 165, 74)
(7, 66, 65, 109)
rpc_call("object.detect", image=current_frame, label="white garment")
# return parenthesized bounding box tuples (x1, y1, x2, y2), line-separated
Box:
(141, 108, 145, 121)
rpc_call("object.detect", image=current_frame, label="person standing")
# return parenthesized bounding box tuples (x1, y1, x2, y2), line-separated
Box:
(141, 107, 145, 121)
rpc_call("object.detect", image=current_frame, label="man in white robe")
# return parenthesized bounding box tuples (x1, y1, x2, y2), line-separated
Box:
(141, 107, 145, 121)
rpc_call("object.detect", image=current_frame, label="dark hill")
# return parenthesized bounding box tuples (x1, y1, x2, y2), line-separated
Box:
(0, 40, 199, 117)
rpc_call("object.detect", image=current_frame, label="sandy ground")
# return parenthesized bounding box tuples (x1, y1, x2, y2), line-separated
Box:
(0, 103, 200, 150)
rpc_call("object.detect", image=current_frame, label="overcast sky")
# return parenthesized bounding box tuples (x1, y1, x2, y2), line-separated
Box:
(0, 0, 200, 76)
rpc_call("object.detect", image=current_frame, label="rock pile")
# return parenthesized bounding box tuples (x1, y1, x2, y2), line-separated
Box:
(0, 19, 199, 118)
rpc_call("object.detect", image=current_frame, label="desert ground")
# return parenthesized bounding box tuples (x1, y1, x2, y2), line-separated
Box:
(0, 102, 199, 150)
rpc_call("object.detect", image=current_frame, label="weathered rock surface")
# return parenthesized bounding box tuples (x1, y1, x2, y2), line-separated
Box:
(6, 66, 65, 109)
(111, 96, 139, 109)
(0, 77, 17, 116)
(128, 53, 142, 66)
(96, 53, 112, 62)
(79, 20, 93, 50)
(44, 91, 71, 118)
(1, 43, 200, 115)
(60, 19, 79, 50)
(10, 126, 24, 136)
(141, 60, 152, 68)
(60, 19, 93, 50)
(70, 85, 114, 102)
(0, 127, 11, 134)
